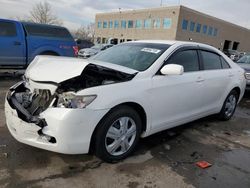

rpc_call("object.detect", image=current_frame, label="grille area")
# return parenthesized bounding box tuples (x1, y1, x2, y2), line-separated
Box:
(15, 89, 54, 116)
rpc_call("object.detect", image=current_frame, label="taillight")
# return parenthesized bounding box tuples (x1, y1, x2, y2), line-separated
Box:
(73, 46, 79, 56)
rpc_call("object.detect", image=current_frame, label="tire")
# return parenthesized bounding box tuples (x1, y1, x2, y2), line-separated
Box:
(218, 90, 239, 121)
(95, 105, 142, 163)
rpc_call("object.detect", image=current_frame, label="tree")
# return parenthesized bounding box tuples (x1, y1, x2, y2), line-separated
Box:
(72, 23, 95, 42)
(28, 1, 62, 25)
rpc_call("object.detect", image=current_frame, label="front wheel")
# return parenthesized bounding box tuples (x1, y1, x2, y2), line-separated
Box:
(95, 106, 142, 163)
(218, 90, 238, 121)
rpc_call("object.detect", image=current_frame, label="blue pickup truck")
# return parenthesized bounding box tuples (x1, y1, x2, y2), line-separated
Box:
(0, 19, 78, 69)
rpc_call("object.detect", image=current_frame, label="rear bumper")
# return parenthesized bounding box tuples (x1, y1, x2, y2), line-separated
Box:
(5, 83, 109, 154)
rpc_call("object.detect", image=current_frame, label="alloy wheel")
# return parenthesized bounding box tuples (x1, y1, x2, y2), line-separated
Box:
(105, 117, 137, 156)
(224, 94, 237, 117)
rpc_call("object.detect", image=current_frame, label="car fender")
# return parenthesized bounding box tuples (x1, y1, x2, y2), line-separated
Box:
(78, 79, 153, 133)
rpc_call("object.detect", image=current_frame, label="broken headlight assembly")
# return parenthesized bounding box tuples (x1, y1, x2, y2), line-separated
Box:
(56, 92, 97, 109)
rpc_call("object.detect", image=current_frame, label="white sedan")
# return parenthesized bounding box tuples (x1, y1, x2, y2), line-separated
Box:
(5, 40, 246, 162)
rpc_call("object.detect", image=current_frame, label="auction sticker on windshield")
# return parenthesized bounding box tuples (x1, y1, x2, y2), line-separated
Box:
(141, 48, 161, 54)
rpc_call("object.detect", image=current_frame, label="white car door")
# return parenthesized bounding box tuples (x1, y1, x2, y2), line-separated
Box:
(198, 50, 233, 113)
(149, 48, 204, 131)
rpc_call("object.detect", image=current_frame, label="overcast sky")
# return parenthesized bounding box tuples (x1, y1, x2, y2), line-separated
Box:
(0, 0, 250, 30)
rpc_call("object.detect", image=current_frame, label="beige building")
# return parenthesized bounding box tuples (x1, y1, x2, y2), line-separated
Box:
(95, 6, 250, 52)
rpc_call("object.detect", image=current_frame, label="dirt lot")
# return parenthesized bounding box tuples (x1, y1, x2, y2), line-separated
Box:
(0, 75, 250, 188)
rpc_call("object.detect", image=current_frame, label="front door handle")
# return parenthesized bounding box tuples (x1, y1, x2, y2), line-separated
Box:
(14, 41, 21, 46)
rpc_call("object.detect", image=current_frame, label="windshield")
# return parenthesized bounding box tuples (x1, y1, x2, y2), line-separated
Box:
(91, 43, 170, 71)
(237, 55, 250, 64)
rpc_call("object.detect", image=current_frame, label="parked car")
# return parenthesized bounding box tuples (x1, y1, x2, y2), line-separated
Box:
(237, 55, 250, 90)
(78, 44, 113, 58)
(5, 40, 246, 162)
(223, 49, 240, 62)
(75, 39, 94, 50)
(0, 19, 78, 69)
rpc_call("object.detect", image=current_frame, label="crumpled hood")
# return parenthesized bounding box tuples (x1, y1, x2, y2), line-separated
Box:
(25, 55, 137, 83)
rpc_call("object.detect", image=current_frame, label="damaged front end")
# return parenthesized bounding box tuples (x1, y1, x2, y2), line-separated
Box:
(6, 63, 136, 144)
(6, 81, 56, 143)
(7, 82, 50, 127)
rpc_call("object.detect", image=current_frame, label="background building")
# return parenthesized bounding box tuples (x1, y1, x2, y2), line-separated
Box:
(95, 6, 250, 52)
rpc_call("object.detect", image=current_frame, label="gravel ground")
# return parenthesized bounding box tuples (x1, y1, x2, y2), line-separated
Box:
(0, 75, 250, 188)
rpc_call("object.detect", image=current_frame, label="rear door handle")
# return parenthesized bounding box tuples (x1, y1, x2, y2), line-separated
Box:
(228, 73, 234, 77)
(14, 41, 21, 46)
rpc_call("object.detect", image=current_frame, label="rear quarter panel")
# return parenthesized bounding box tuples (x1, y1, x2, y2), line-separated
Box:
(26, 36, 76, 64)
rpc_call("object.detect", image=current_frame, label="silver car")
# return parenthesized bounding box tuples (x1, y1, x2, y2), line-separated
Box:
(78, 44, 113, 58)
(237, 55, 250, 90)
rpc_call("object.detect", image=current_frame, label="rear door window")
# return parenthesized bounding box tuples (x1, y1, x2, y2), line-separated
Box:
(0, 21, 17, 36)
(201, 51, 222, 70)
(167, 50, 200, 72)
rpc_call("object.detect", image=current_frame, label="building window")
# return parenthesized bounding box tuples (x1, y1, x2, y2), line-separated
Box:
(190, 21, 195, 32)
(114, 20, 119, 28)
(153, 18, 161, 28)
(97, 21, 102, 28)
(182, 19, 188, 30)
(163, 18, 172, 29)
(208, 26, 213, 35)
(103, 21, 107, 28)
(128, 20, 134, 28)
(202, 25, 207, 34)
(135, 20, 142, 28)
(214, 28, 218, 36)
(196, 23, 201, 33)
(144, 19, 151, 29)
(121, 20, 126, 29)
(109, 21, 113, 29)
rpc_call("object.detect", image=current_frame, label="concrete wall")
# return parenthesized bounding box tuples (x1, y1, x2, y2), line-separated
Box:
(95, 6, 180, 43)
(177, 6, 250, 52)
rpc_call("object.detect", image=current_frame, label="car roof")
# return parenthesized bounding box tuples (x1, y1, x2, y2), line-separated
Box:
(127, 40, 218, 51)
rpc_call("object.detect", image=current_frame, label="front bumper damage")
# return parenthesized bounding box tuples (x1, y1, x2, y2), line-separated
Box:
(7, 82, 48, 128)
(5, 82, 109, 154)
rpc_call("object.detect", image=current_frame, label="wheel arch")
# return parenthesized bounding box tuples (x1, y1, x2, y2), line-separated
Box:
(88, 102, 147, 153)
(231, 87, 241, 99)
(39, 51, 60, 56)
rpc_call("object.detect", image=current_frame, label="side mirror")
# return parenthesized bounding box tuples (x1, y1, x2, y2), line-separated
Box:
(160, 64, 184, 75)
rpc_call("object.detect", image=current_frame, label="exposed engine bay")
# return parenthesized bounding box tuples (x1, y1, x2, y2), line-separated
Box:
(56, 64, 136, 93)
(7, 64, 136, 122)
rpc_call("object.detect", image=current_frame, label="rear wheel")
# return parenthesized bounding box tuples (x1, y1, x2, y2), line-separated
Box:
(95, 106, 142, 163)
(218, 90, 238, 121)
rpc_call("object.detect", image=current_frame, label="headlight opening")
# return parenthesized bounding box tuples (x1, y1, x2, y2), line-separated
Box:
(56, 92, 97, 109)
